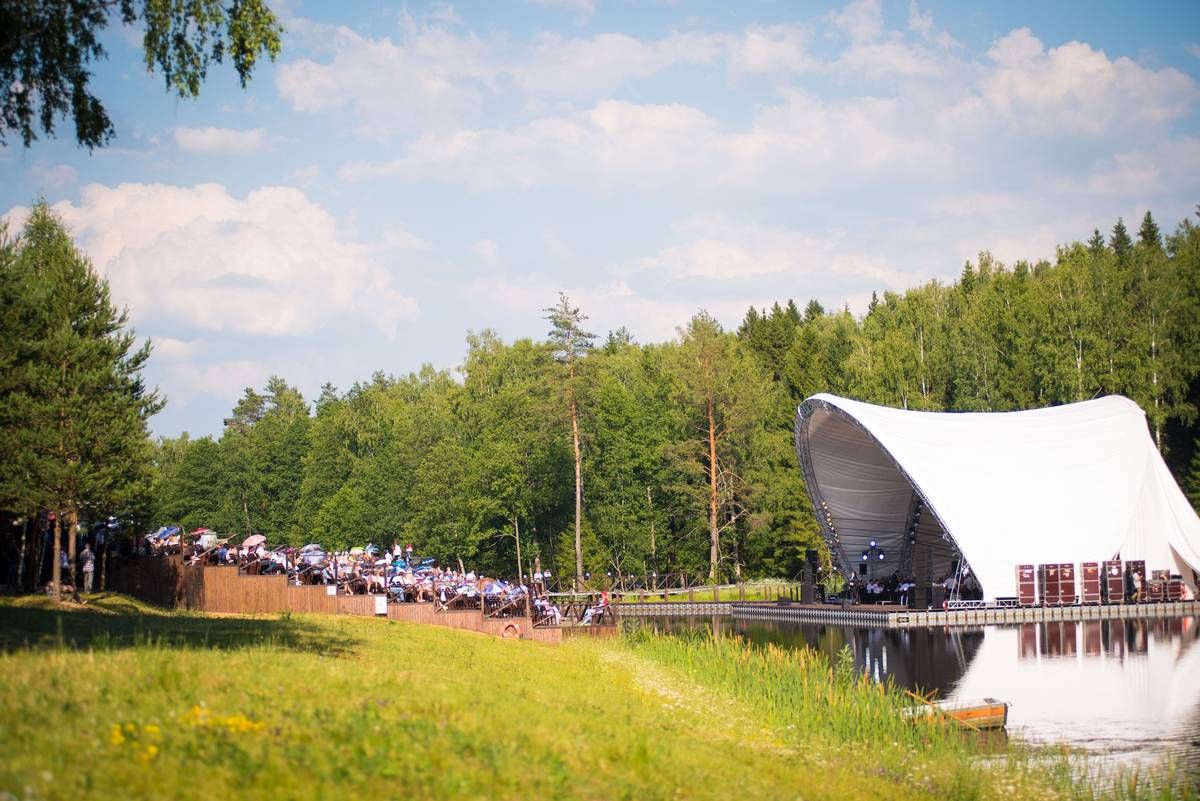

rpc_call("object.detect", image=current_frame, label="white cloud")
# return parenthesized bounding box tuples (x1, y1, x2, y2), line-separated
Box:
(5, 183, 419, 338)
(827, 0, 884, 44)
(513, 30, 722, 97)
(1081, 137, 1200, 196)
(341, 92, 941, 189)
(1187, 43, 1200, 59)
(152, 337, 203, 360)
(974, 29, 1197, 135)
(173, 126, 269, 153)
(729, 24, 813, 74)
(630, 218, 911, 290)
(275, 23, 494, 133)
(166, 359, 291, 403)
(528, 0, 595, 24)
(276, 21, 803, 131)
(472, 239, 498, 263)
(30, 160, 77, 191)
(907, 1, 934, 39)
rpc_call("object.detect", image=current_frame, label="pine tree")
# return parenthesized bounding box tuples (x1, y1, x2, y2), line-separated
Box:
(1138, 211, 1162, 251)
(544, 293, 595, 589)
(1110, 218, 1133, 265)
(670, 312, 769, 582)
(1087, 228, 1106, 256)
(2, 203, 161, 600)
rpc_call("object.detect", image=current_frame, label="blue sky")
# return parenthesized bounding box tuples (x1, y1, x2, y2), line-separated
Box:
(3, 0, 1199, 438)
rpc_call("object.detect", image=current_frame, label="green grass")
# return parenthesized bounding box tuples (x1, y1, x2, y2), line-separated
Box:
(0, 595, 1191, 801)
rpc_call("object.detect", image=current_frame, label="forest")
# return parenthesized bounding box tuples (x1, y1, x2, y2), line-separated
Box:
(149, 210, 1200, 585)
(4, 204, 1199, 587)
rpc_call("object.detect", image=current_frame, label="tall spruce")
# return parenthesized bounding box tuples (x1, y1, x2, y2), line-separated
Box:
(1110, 218, 1133, 265)
(544, 293, 595, 588)
(2, 203, 161, 599)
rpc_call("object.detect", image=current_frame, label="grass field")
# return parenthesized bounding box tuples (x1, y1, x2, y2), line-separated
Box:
(0, 595, 1190, 801)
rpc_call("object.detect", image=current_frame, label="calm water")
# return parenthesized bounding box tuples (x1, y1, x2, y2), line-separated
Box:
(648, 615, 1200, 774)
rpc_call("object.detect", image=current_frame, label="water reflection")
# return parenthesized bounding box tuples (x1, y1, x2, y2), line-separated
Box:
(647, 614, 1200, 772)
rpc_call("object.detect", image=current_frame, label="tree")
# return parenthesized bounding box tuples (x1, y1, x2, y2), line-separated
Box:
(1, 0, 282, 149)
(1110, 218, 1133, 265)
(670, 312, 769, 582)
(152, 435, 221, 529)
(544, 293, 595, 588)
(1138, 211, 1162, 251)
(1, 202, 161, 599)
(1186, 438, 1200, 513)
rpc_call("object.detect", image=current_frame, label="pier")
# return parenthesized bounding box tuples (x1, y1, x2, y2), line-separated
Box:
(618, 599, 1200, 627)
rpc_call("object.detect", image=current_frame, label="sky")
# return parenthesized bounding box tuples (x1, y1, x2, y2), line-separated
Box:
(3, 0, 1199, 438)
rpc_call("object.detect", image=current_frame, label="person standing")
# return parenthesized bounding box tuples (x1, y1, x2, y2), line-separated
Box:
(80, 544, 95, 594)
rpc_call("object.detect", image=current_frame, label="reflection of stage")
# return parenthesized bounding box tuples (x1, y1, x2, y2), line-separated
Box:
(951, 617, 1200, 762)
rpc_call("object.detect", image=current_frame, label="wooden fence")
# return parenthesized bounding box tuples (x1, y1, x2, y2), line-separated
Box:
(106, 554, 617, 642)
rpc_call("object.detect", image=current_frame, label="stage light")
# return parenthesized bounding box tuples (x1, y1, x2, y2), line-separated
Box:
(869, 539, 877, 548)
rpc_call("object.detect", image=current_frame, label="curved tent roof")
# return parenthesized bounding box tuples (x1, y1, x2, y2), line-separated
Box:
(794, 394, 1200, 600)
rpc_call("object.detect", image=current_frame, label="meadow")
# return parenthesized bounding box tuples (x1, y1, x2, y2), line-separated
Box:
(0, 595, 1190, 801)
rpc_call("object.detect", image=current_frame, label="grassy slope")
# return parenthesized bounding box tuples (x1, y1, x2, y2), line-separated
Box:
(0, 596, 1187, 801)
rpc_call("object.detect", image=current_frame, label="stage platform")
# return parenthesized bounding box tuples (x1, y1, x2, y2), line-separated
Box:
(617, 599, 1200, 628)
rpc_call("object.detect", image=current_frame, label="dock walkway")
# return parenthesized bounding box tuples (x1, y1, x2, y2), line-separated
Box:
(618, 599, 1200, 627)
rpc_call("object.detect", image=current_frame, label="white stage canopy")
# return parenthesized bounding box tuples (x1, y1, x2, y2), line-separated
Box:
(794, 394, 1200, 600)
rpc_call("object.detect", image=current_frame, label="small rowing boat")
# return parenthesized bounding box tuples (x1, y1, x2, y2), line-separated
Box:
(902, 696, 1010, 730)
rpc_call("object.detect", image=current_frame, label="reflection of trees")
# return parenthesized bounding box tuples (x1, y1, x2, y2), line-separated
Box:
(730, 620, 984, 698)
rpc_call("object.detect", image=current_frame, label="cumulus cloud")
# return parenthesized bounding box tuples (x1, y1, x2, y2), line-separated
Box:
(973, 29, 1197, 135)
(4, 183, 419, 338)
(276, 19, 816, 131)
(276, 23, 495, 133)
(341, 92, 940, 190)
(173, 126, 269, 153)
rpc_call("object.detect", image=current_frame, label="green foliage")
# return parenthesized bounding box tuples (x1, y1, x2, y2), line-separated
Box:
(0, 0, 282, 149)
(0, 202, 161, 521)
(144, 209, 1200, 580)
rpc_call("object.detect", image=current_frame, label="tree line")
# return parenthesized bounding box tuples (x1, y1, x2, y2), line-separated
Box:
(152, 209, 1200, 585)
(3, 203, 1199, 592)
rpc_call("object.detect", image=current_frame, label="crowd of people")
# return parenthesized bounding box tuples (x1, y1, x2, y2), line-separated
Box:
(163, 530, 610, 627)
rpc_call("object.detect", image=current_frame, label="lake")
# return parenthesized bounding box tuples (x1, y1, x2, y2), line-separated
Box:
(646, 614, 1200, 775)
